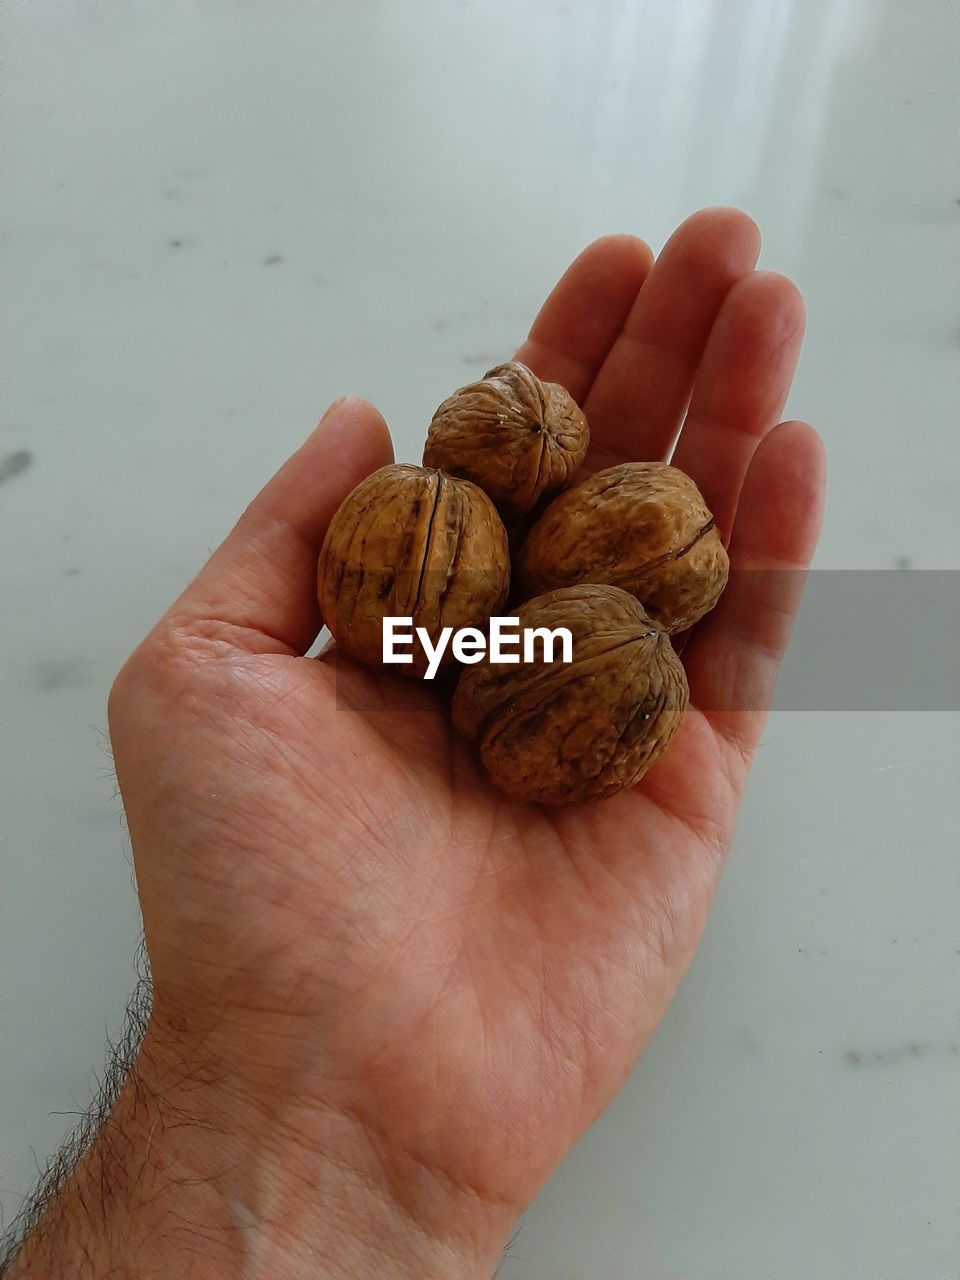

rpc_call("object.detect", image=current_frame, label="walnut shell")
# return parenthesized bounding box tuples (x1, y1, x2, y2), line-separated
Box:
(318, 464, 510, 676)
(452, 584, 688, 805)
(515, 462, 729, 632)
(423, 361, 589, 523)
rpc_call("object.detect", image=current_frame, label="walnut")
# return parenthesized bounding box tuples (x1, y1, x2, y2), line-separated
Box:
(317, 464, 510, 676)
(423, 361, 589, 523)
(515, 462, 729, 632)
(452, 585, 688, 805)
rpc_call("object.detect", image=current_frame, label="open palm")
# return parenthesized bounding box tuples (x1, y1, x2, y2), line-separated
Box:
(109, 208, 825, 1264)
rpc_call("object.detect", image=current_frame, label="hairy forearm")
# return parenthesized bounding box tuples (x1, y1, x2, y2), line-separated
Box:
(3, 1038, 238, 1278)
(4, 1021, 502, 1280)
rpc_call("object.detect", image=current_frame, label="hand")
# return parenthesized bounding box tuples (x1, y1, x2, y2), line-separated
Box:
(14, 209, 825, 1279)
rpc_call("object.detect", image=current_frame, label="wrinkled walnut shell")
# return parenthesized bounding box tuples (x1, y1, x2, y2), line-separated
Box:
(515, 462, 729, 632)
(452, 584, 688, 805)
(423, 361, 589, 523)
(318, 464, 510, 676)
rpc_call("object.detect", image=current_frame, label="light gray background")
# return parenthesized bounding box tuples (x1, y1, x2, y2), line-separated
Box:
(2, 2, 957, 1276)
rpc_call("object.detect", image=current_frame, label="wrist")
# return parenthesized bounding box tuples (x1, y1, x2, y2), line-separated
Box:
(141, 1012, 511, 1279)
(9, 1014, 508, 1279)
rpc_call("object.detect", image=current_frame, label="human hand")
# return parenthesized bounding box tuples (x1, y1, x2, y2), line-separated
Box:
(15, 209, 825, 1280)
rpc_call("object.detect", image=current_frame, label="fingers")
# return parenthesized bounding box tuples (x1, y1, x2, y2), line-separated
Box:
(513, 234, 654, 404)
(163, 397, 394, 656)
(671, 271, 805, 539)
(583, 207, 761, 470)
(682, 420, 826, 762)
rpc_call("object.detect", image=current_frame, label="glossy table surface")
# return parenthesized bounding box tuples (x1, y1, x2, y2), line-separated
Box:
(3, 2, 957, 1275)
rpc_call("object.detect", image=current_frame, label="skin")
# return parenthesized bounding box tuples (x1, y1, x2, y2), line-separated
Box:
(10, 208, 825, 1279)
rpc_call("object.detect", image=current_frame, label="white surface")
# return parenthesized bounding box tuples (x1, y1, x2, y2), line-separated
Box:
(2, 1, 957, 1275)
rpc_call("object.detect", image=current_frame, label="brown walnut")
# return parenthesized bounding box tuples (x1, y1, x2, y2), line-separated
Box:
(423, 361, 589, 523)
(515, 462, 729, 632)
(452, 584, 688, 805)
(317, 463, 510, 676)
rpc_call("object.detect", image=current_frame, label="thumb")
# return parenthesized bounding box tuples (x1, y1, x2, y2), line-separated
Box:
(160, 397, 393, 656)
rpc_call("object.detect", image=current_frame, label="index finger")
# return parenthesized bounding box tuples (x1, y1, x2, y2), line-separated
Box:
(514, 234, 654, 405)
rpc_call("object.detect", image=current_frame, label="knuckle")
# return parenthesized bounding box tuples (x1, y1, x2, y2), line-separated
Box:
(107, 622, 186, 728)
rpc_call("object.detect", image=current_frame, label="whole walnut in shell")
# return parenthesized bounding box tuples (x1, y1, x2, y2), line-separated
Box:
(423, 361, 589, 523)
(318, 464, 509, 676)
(452, 584, 688, 805)
(515, 462, 729, 633)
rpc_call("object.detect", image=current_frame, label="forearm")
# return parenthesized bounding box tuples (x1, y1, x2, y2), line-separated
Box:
(4, 1041, 239, 1279)
(5, 1022, 503, 1280)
